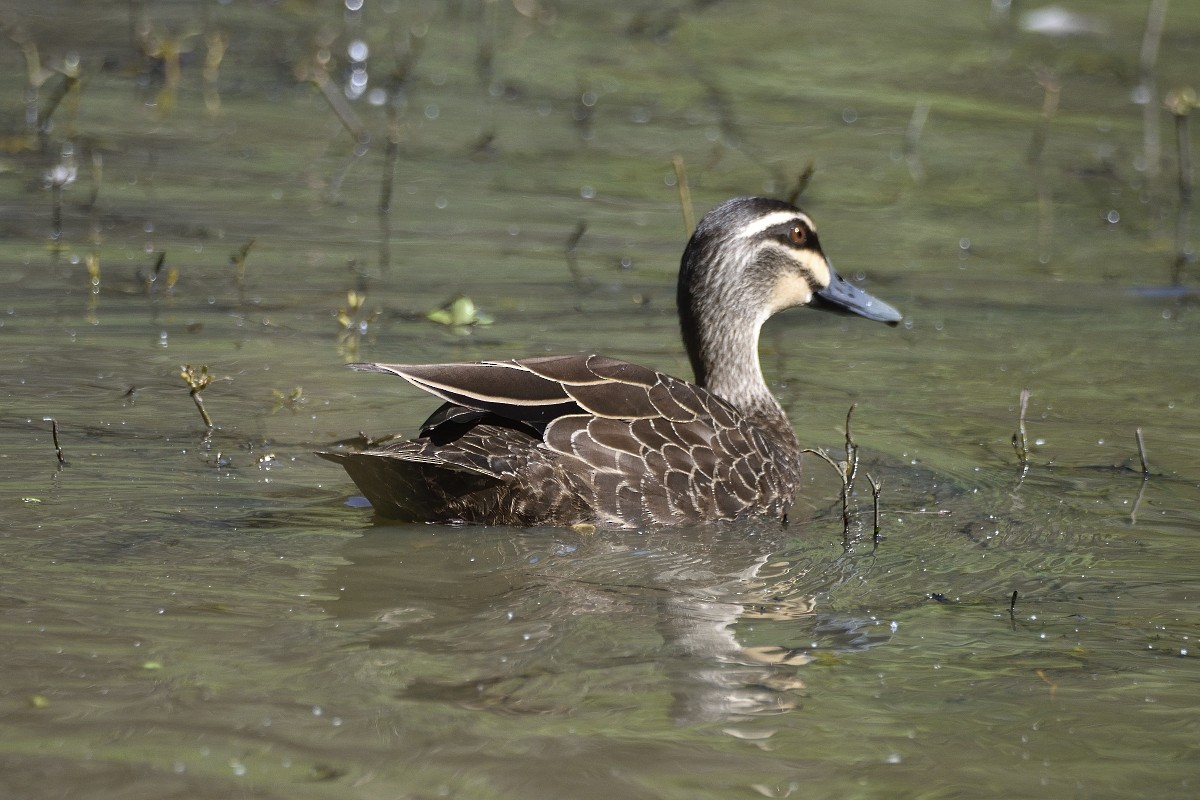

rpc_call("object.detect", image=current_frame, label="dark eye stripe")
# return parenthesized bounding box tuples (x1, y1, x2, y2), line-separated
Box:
(767, 222, 816, 248)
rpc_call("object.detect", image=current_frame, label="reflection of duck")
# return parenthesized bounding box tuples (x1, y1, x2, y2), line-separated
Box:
(321, 197, 901, 527)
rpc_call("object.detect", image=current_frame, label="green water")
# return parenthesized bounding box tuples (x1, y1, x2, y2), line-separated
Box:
(2, 1, 1199, 798)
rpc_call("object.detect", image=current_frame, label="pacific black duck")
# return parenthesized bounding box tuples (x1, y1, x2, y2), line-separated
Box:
(320, 196, 902, 527)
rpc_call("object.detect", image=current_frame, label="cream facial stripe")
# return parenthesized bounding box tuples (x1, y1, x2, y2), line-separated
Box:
(792, 248, 831, 286)
(754, 242, 832, 286)
(734, 210, 816, 240)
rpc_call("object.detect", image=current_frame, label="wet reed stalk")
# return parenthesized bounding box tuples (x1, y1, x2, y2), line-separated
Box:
(380, 134, 398, 214)
(1175, 106, 1194, 205)
(180, 365, 215, 429)
(868, 474, 882, 544)
(231, 240, 254, 304)
(671, 155, 695, 235)
(832, 404, 861, 539)
(786, 161, 816, 205)
(1138, 0, 1169, 179)
(192, 391, 213, 429)
(1166, 89, 1194, 282)
(1135, 427, 1150, 476)
(802, 404, 863, 542)
(843, 403, 860, 534)
(44, 417, 66, 465)
(564, 220, 587, 286)
(1012, 388, 1031, 464)
(1027, 71, 1059, 165)
(36, 71, 80, 143)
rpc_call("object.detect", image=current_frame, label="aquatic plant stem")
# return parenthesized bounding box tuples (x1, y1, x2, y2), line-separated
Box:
(1135, 427, 1150, 476)
(671, 155, 694, 235)
(1012, 388, 1031, 465)
(1027, 70, 1060, 166)
(802, 403, 861, 543)
(565, 220, 587, 287)
(868, 473, 882, 544)
(43, 417, 66, 466)
(1138, 0, 1169, 180)
(1165, 87, 1195, 283)
(180, 365, 214, 429)
(786, 161, 816, 205)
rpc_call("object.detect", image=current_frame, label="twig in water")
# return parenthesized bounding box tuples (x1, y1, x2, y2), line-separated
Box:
(1027, 70, 1060, 166)
(803, 403, 861, 541)
(1137, 0, 1169, 180)
(1165, 87, 1195, 284)
(231, 240, 254, 302)
(1011, 388, 1031, 465)
(843, 403, 860, 493)
(1134, 427, 1150, 476)
(378, 30, 424, 218)
(565, 220, 587, 286)
(867, 473, 882, 545)
(671, 154, 694, 235)
(43, 417, 66, 466)
(786, 160, 816, 205)
(296, 52, 368, 144)
(180, 364, 214, 429)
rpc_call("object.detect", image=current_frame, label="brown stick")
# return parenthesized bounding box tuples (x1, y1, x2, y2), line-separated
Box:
(1135, 427, 1150, 476)
(43, 417, 66, 465)
(868, 473, 882, 544)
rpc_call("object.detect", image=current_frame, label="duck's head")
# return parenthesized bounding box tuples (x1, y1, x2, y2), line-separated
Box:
(677, 196, 902, 395)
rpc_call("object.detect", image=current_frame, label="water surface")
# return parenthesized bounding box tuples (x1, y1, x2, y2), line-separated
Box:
(2, 1, 1199, 798)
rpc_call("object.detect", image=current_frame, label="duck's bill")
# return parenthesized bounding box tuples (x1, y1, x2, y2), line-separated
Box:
(813, 270, 903, 325)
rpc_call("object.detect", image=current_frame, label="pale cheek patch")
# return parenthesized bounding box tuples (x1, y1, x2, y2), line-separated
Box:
(764, 249, 832, 313)
(768, 271, 815, 313)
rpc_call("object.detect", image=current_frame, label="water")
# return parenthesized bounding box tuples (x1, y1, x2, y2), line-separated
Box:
(2, 1, 1199, 797)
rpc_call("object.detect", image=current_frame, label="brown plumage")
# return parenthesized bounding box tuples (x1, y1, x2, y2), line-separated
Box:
(320, 197, 902, 527)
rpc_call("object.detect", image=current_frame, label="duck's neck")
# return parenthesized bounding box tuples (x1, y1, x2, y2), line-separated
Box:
(679, 295, 799, 449)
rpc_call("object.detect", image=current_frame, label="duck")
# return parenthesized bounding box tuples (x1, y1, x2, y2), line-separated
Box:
(320, 196, 902, 528)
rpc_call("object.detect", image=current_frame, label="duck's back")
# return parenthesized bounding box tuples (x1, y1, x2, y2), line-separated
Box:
(320, 354, 802, 527)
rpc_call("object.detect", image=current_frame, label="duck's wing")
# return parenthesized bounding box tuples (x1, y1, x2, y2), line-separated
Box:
(352, 354, 717, 424)
(346, 355, 777, 525)
(538, 376, 770, 524)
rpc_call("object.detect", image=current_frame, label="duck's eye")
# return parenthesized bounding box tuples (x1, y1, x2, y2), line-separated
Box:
(788, 225, 807, 246)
